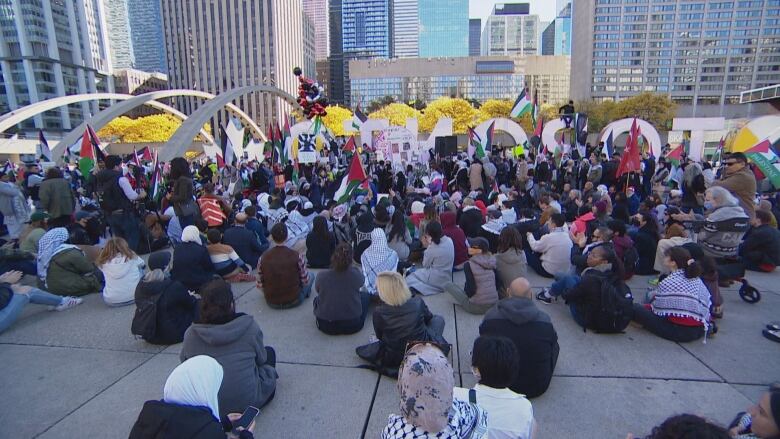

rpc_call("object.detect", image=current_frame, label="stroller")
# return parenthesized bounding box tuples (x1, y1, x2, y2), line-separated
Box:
(716, 259, 761, 303)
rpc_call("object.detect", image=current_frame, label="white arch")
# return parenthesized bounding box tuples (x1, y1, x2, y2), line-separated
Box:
(541, 118, 569, 154)
(474, 118, 529, 150)
(599, 118, 662, 160)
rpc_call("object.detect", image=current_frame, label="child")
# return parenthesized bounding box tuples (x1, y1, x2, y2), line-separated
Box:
(97, 237, 145, 306)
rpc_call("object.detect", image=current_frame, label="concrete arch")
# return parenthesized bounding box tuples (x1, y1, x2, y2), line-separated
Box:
(475, 118, 528, 150)
(161, 85, 303, 161)
(541, 118, 568, 154)
(53, 89, 267, 160)
(599, 118, 662, 160)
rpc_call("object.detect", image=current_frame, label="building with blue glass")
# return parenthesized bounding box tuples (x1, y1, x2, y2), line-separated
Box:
(418, 0, 469, 57)
(341, 0, 392, 58)
(542, 3, 571, 56)
(128, 0, 168, 73)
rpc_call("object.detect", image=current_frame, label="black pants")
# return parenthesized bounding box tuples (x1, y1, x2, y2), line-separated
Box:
(48, 215, 72, 228)
(525, 248, 554, 278)
(315, 291, 370, 335)
(632, 303, 703, 343)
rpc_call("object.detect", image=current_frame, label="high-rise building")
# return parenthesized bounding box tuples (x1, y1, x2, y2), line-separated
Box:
(0, 0, 114, 133)
(128, 0, 167, 73)
(303, 0, 330, 60)
(342, 0, 392, 58)
(105, 0, 135, 69)
(113, 68, 168, 116)
(303, 13, 317, 80)
(556, 0, 571, 17)
(419, 0, 469, 57)
(393, 0, 419, 58)
(161, 0, 306, 127)
(469, 19, 482, 56)
(328, 0, 346, 105)
(542, 3, 571, 56)
(542, 22, 555, 56)
(570, 0, 780, 117)
(482, 3, 540, 56)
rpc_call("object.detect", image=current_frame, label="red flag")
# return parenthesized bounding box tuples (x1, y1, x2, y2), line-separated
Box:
(533, 114, 543, 137)
(616, 118, 642, 177)
(142, 147, 153, 162)
(79, 130, 94, 159)
(343, 136, 356, 152)
(132, 147, 141, 167)
(746, 139, 770, 154)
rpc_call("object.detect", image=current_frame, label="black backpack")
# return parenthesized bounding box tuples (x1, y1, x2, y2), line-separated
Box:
(131, 287, 163, 340)
(622, 246, 639, 274)
(593, 275, 634, 333)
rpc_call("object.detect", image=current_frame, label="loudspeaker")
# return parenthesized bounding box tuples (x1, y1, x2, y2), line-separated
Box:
(444, 135, 457, 155)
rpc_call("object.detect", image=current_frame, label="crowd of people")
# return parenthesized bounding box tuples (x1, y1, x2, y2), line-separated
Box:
(0, 135, 778, 438)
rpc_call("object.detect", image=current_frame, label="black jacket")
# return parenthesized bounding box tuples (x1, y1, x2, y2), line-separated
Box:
(223, 226, 265, 269)
(459, 208, 484, 239)
(563, 268, 630, 330)
(633, 224, 659, 275)
(480, 298, 559, 398)
(67, 223, 93, 246)
(742, 224, 780, 266)
(135, 277, 198, 345)
(370, 297, 446, 368)
(306, 231, 335, 269)
(171, 242, 216, 290)
(129, 400, 230, 439)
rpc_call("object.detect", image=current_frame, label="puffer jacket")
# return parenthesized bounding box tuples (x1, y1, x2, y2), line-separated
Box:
(697, 205, 749, 258)
(464, 253, 498, 306)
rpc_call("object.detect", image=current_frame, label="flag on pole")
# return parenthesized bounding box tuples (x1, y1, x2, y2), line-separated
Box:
(78, 128, 97, 176)
(132, 147, 142, 167)
(531, 90, 539, 128)
(343, 135, 356, 153)
(616, 118, 642, 177)
(150, 150, 165, 202)
(468, 127, 485, 159)
(218, 124, 235, 168)
(712, 137, 724, 164)
(510, 88, 532, 118)
(266, 122, 275, 159)
(484, 121, 495, 155)
(275, 123, 285, 164)
(334, 151, 368, 203)
(351, 104, 367, 131)
(283, 115, 293, 163)
(666, 144, 684, 167)
(87, 125, 105, 163)
(38, 130, 52, 162)
(745, 139, 771, 154)
(604, 130, 614, 160)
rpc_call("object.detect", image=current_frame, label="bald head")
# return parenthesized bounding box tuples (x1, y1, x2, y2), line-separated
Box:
(235, 213, 248, 224)
(508, 277, 532, 299)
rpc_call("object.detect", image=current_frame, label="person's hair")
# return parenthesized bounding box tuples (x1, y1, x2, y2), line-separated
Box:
(550, 213, 565, 228)
(569, 189, 581, 200)
(104, 155, 122, 170)
(96, 237, 136, 267)
(595, 226, 613, 242)
(373, 203, 390, 224)
(311, 215, 331, 242)
(471, 336, 519, 389)
(425, 221, 443, 245)
(244, 205, 257, 217)
(706, 186, 739, 208)
(607, 219, 626, 237)
(756, 209, 773, 224)
(45, 167, 63, 179)
(388, 208, 407, 242)
(615, 192, 627, 203)
(728, 152, 748, 164)
(206, 228, 222, 244)
(195, 218, 209, 233)
(497, 227, 522, 253)
(520, 208, 535, 219)
(330, 242, 353, 272)
(665, 246, 702, 278)
(376, 271, 412, 306)
(197, 279, 235, 324)
(539, 195, 551, 206)
(423, 203, 439, 222)
(169, 157, 191, 180)
(644, 414, 730, 439)
(664, 223, 687, 239)
(590, 245, 625, 280)
(270, 222, 288, 243)
(638, 212, 660, 239)
(203, 182, 215, 194)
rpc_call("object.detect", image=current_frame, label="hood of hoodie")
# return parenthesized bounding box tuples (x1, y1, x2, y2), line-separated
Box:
(611, 235, 633, 250)
(187, 313, 254, 346)
(470, 253, 496, 270)
(484, 297, 550, 325)
(100, 255, 141, 280)
(440, 211, 457, 229)
(707, 205, 749, 222)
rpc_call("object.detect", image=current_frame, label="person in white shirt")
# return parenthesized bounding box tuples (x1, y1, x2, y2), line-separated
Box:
(96, 237, 145, 306)
(526, 214, 572, 278)
(454, 336, 536, 439)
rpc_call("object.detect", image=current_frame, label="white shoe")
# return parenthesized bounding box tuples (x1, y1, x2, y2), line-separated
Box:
(54, 296, 83, 311)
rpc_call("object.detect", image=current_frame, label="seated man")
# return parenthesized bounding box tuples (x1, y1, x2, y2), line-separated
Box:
(257, 223, 314, 309)
(741, 209, 780, 272)
(526, 214, 572, 278)
(223, 213, 267, 269)
(480, 277, 559, 398)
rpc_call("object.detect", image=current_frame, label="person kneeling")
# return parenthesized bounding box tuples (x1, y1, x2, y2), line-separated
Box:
(257, 223, 314, 309)
(313, 243, 369, 335)
(445, 237, 499, 315)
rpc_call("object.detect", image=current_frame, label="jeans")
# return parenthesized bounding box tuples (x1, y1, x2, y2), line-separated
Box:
(526, 250, 554, 278)
(0, 289, 63, 334)
(268, 273, 316, 310)
(315, 291, 371, 335)
(106, 212, 141, 252)
(550, 273, 580, 297)
(445, 282, 493, 315)
(632, 303, 704, 342)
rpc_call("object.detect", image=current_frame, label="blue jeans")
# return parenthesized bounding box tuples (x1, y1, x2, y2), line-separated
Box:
(0, 288, 63, 333)
(569, 304, 587, 328)
(550, 273, 580, 297)
(268, 273, 316, 309)
(106, 212, 140, 252)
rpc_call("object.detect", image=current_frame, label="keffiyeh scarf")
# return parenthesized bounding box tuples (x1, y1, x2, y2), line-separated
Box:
(652, 269, 711, 331)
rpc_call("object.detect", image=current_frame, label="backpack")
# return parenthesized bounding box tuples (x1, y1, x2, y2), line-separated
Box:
(622, 245, 639, 274)
(96, 172, 128, 212)
(131, 287, 163, 340)
(593, 275, 634, 333)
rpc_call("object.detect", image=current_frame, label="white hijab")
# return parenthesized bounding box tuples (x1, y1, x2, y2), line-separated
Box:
(163, 355, 223, 420)
(180, 225, 202, 245)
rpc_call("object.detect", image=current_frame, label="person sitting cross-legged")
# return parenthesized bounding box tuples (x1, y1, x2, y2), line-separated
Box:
(526, 213, 572, 278)
(257, 223, 314, 309)
(313, 243, 369, 335)
(740, 209, 780, 272)
(445, 237, 498, 315)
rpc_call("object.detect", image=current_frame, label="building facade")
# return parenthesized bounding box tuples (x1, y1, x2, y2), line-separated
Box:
(161, 0, 306, 128)
(341, 0, 392, 58)
(128, 0, 167, 73)
(113, 68, 168, 116)
(0, 0, 114, 134)
(328, 0, 345, 105)
(482, 3, 540, 56)
(393, 0, 419, 58)
(469, 19, 482, 56)
(105, 0, 135, 69)
(303, 12, 317, 79)
(303, 0, 330, 60)
(571, 0, 780, 118)
(543, 3, 571, 56)
(418, 0, 469, 57)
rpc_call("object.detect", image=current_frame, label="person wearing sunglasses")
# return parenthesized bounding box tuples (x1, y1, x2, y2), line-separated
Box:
(712, 152, 757, 221)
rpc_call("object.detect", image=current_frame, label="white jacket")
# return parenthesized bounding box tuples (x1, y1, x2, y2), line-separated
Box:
(100, 255, 145, 305)
(528, 228, 572, 276)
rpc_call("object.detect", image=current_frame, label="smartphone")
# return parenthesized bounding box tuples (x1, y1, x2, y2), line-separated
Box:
(233, 406, 260, 430)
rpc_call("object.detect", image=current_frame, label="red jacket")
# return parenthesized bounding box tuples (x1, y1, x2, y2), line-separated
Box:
(441, 211, 468, 266)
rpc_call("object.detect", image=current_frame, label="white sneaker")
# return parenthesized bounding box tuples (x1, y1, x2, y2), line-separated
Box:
(54, 296, 83, 311)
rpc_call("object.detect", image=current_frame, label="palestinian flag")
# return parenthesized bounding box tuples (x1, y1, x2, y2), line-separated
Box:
(275, 123, 285, 164)
(343, 135, 356, 153)
(745, 139, 771, 155)
(150, 150, 165, 202)
(78, 126, 99, 177)
(334, 152, 368, 204)
(510, 88, 532, 118)
(351, 104, 367, 131)
(531, 90, 539, 128)
(604, 130, 614, 160)
(666, 144, 684, 166)
(266, 122, 275, 159)
(484, 121, 495, 156)
(468, 128, 485, 159)
(712, 137, 724, 164)
(38, 130, 52, 162)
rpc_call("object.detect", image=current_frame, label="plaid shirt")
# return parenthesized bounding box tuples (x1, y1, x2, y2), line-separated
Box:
(256, 246, 309, 290)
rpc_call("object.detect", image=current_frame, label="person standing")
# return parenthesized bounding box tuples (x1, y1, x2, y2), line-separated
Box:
(39, 167, 75, 228)
(0, 171, 30, 240)
(96, 155, 146, 251)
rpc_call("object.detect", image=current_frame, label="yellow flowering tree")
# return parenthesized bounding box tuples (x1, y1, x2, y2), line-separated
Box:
(475, 99, 514, 125)
(98, 114, 211, 142)
(419, 98, 477, 134)
(368, 103, 421, 127)
(322, 106, 354, 136)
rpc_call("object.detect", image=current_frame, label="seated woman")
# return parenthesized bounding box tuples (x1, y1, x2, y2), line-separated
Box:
(633, 212, 660, 275)
(129, 355, 256, 439)
(361, 229, 399, 296)
(453, 336, 535, 439)
(181, 279, 278, 417)
(494, 227, 527, 297)
(727, 387, 780, 439)
(97, 237, 146, 307)
(406, 222, 455, 296)
(306, 215, 335, 269)
(38, 227, 103, 297)
(381, 343, 486, 438)
(0, 270, 82, 334)
(133, 252, 198, 345)
(632, 246, 711, 343)
(206, 229, 255, 283)
(386, 209, 413, 262)
(313, 243, 368, 335)
(171, 226, 217, 291)
(445, 237, 498, 315)
(357, 272, 447, 376)
(653, 223, 691, 274)
(440, 211, 468, 270)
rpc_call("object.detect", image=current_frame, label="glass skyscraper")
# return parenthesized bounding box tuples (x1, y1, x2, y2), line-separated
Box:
(128, 0, 168, 73)
(393, 0, 419, 58)
(469, 19, 482, 56)
(542, 3, 571, 56)
(341, 0, 391, 58)
(418, 0, 469, 57)
(482, 3, 540, 56)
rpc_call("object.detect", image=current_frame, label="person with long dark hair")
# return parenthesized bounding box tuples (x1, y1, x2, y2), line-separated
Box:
(169, 157, 198, 229)
(633, 211, 660, 275)
(494, 227, 527, 297)
(313, 243, 368, 335)
(386, 208, 413, 262)
(306, 215, 336, 268)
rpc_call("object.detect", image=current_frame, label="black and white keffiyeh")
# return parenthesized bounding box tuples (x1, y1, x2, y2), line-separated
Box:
(652, 269, 711, 330)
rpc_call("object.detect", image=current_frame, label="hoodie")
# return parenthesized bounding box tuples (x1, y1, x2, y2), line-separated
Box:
(441, 211, 468, 265)
(100, 255, 145, 305)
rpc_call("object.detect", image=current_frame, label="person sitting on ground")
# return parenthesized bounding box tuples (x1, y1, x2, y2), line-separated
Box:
(181, 279, 278, 417)
(171, 225, 217, 291)
(283, 201, 310, 253)
(453, 336, 536, 438)
(632, 246, 711, 343)
(459, 197, 485, 239)
(445, 237, 498, 315)
(357, 272, 447, 376)
(197, 183, 231, 229)
(257, 223, 314, 309)
(607, 220, 636, 279)
(243, 205, 270, 251)
(406, 221, 455, 296)
(381, 343, 486, 439)
(728, 387, 780, 439)
(129, 355, 257, 439)
(494, 227, 527, 297)
(627, 414, 731, 439)
(38, 227, 103, 296)
(633, 212, 661, 275)
(206, 229, 255, 283)
(361, 228, 400, 296)
(681, 242, 724, 319)
(653, 223, 691, 274)
(19, 211, 47, 255)
(480, 277, 558, 399)
(353, 212, 375, 263)
(441, 211, 468, 270)
(569, 226, 613, 274)
(481, 209, 507, 253)
(740, 209, 780, 272)
(526, 214, 572, 278)
(97, 237, 145, 306)
(758, 199, 778, 229)
(386, 208, 414, 262)
(306, 215, 336, 269)
(313, 243, 368, 335)
(223, 213, 267, 270)
(331, 204, 353, 245)
(132, 251, 198, 345)
(0, 270, 82, 334)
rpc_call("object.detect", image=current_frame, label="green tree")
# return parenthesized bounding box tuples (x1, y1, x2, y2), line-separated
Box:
(366, 95, 397, 113)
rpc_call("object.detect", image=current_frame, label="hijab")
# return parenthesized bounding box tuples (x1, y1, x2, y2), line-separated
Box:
(362, 228, 398, 274)
(37, 227, 77, 281)
(163, 355, 223, 420)
(181, 225, 202, 245)
(397, 344, 454, 433)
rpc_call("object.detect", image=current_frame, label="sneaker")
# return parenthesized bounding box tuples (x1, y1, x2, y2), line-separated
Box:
(536, 289, 554, 304)
(763, 329, 780, 344)
(54, 296, 83, 311)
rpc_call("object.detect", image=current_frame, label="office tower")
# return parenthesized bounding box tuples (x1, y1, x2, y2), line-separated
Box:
(557, 0, 571, 16)
(303, 0, 330, 60)
(394, 0, 419, 58)
(342, 0, 392, 58)
(113, 68, 168, 116)
(0, 0, 114, 133)
(105, 0, 135, 69)
(542, 22, 555, 55)
(161, 0, 306, 126)
(418, 0, 468, 57)
(571, 0, 780, 117)
(542, 3, 571, 56)
(328, 0, 345, 105)
(469, 18, 482, 56)
(482, 3, 540, 56)
(303, 13, 317, 80)
(128, 0, 167, 73)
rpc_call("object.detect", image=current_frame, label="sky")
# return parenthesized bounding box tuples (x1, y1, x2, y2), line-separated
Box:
(469, 0, 559, 26)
